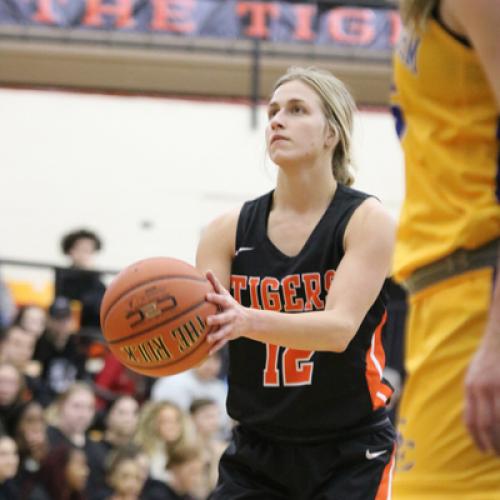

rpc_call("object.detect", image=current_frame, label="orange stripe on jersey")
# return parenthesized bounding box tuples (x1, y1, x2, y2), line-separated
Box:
(375, 446, 396, 500)
(365, 311, 393, 410)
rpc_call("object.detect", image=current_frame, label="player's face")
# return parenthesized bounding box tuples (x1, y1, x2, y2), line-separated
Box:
(266, 80, 333, 168)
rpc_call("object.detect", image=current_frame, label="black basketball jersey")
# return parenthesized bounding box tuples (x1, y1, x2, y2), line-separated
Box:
(227, 184, 393, 443)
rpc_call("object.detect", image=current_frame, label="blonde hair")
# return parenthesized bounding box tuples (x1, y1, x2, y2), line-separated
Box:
(272, 66, 356, 186)
(134, 401, 194, 456)
(399, 0, 438, 33)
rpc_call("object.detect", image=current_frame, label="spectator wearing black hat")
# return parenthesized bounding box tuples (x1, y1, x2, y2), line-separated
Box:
(33, 297, 87, 407)
(55, 228, 106, 332)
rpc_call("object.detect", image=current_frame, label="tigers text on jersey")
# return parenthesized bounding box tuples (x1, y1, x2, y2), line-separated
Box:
(227, 184, 393, 443)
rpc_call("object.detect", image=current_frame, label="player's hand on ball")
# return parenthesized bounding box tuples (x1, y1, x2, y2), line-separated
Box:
(464, 342, 500, 455)
(205, 270, 252, 354)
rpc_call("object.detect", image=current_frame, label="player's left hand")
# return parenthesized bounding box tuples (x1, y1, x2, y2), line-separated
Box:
(464, 340, 500, 455)
(205, 270, 252, 354)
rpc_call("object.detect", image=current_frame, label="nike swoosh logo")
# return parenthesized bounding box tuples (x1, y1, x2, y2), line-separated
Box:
(235, 247, 255, 256)
(365, 449, 388, 460)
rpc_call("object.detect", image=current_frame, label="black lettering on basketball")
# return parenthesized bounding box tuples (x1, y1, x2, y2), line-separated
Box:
(171, 315, 206, 353)
(120, 335, 173, 365)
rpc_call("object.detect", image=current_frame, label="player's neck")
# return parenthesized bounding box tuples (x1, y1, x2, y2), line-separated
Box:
(274, 167, 337, 214)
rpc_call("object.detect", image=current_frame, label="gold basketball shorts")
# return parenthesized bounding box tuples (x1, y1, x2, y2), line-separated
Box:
(393, 267, 500, 499)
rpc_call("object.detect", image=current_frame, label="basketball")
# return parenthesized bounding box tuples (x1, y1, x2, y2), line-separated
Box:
(100, 257, 216, 377)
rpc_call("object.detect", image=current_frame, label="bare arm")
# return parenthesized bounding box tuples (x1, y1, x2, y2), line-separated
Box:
(442, 0, 500, 455)
(195, 210, 239, 290)
(205, 198, 396, 353)
(442, 0, 500, 106)
(464, 256, 500, 454)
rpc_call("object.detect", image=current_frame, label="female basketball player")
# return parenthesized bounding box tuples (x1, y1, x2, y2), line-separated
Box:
(196, 67, 396, 499)
(391, 0, 500, 498)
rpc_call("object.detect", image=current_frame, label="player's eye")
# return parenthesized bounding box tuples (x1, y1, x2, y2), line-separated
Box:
(291, 105, 304, 114)
(268, 107, 278, 119)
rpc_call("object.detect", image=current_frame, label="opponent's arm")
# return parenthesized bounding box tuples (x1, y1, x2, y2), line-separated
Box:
(443, 0, 500, 455)
(205, 198, 395, 353)
(442, 0, 500, 105)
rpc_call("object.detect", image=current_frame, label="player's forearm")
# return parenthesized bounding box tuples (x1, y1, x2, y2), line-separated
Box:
(245, 308, 357, 352)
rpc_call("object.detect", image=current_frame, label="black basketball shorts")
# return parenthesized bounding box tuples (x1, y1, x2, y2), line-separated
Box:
(210, 422, 396, 500)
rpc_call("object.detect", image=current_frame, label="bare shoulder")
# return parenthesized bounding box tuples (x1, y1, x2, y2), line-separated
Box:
(442, 0, 500, 107)
(347, 196, 396, 233)
(344, 197, 396, 253)
(196, 208, 241, 281)
(442, 0, 500, 29)
(198, 208, 240, 255)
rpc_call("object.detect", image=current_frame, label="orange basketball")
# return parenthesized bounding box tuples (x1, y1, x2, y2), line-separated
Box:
(100, 257, 216, 377)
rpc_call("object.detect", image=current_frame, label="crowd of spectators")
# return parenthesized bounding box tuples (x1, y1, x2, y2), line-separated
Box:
(0, 227, 406, 500)
(0, 229, 231, 500)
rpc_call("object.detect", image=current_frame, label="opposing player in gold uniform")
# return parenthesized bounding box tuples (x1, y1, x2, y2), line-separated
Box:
(391, 0, 500, 498)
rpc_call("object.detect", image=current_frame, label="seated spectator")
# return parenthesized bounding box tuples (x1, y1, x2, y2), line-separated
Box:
(164, 442, 204, 500)
(27, 445, 89, 500)
(55, 228, 106, 331)
(0, 325, 38, 377)
(189, 399, 227, 498)
(91, 396, 140, 494)
(134, 401, 195, 484)
(94, 444, 147, 500)
(33, 297, 86, 406)
(151, 353, 230, 437)
(131, 442, 204, 500)
(124, 448, 167, 500)
(10, 400, 49, 497)
(45, 382, 102, 495)
(0, 362, 29, 434)
(101, 396, 140, 449)
(13, 305, 47, 341)
(0, 434, 20, 499)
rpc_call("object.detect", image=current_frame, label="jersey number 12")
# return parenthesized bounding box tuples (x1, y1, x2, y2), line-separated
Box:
(263, 344, 315, 387)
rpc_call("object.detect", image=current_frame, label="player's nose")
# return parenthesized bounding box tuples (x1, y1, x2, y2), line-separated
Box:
(270, 110, 285, 130)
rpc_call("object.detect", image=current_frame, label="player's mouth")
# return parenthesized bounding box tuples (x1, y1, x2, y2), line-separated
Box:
(270, 134, 289, 145)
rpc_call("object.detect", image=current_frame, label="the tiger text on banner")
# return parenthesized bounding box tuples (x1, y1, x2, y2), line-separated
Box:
(0, 0, 400, 51)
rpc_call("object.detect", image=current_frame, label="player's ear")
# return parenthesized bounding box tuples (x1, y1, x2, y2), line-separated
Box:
(325, 125, 337, 149)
